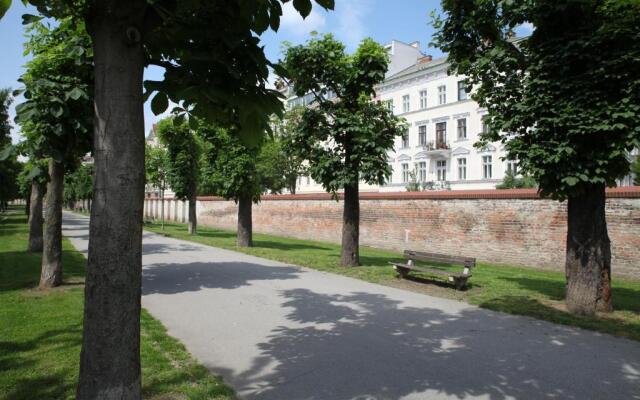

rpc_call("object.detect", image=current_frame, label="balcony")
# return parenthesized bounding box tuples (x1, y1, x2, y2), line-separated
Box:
(419, 140, 451, 157)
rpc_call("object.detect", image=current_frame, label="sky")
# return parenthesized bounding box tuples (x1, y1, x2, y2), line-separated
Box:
(0, 0, 531, 144)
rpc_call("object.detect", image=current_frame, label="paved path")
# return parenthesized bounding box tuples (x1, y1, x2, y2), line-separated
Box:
(61, 212, 640, 400)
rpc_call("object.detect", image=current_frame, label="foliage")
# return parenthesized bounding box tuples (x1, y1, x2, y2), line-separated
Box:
(432, 0, 640, 201)
(282, 34, 406, 194)
(198, 124, 262, 202)
(496, 169, 537, 190)
(14, 18, 93, 168)
(156, 117, 200, 201)
(145, 145, 170, 197)
(63, 163, 93, 205)
(0, 89, 21, 208)
(632, 156, 640, 186)
(268, 107, 309, 194)
(256, 138, 287, 194)
(405, 169, 421, 192)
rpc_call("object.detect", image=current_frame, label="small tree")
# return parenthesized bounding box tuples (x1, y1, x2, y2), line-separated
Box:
(433, 0, 640, 314)
(145, 144, 170, 230)
(283, 34, 406, 266)
(0, 88, 20, 212)
(271, 107, 309, 194)
(632, 156, 640, 186)
(496, 169, 537, 190)
(156, 118, 200, 234)
(63, 163, 93, 210)
(405, 168, 421, 192)
(199, 124, 262, 247)
(14, 18, 92, 289)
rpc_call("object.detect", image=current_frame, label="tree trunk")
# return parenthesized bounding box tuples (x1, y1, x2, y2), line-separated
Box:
(188, 185, 197, 235)
(77, 5, 146, 399)
(565, 185, 612, 315)
(160, 188, 165, 230)
(237, 193, 253, 247)
(341, 181, 360, 267)
(39, 159, 64, 288)
(28, 179, 44, 252)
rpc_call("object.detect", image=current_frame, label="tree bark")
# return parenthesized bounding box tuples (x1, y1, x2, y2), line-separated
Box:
(28, 179, 44, 252)
(565, 184, 612, 315)
(77, 4, 146, 399)
(39, 159, 65, 288)
(237, 193, 253, 247)
(341, 181, 360, 267)
(188, 184, 197, 235)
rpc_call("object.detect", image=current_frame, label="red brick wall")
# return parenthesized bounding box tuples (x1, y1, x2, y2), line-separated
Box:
(154, 188, 640, 278)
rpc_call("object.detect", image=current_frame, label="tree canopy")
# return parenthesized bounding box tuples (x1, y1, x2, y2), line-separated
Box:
(156, 118, 199, 201)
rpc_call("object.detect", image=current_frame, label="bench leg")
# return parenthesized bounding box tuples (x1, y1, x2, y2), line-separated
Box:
(396, 267, 409, 279)
(454, 277, 468, 291)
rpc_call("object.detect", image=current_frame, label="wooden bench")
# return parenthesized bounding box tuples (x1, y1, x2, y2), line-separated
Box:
(389, 250, 476, 290)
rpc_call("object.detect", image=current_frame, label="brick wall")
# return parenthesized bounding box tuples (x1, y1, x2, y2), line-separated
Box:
(147, 188, 640, 278)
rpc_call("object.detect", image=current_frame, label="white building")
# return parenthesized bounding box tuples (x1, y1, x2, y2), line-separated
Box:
(286, 40, 509, 193)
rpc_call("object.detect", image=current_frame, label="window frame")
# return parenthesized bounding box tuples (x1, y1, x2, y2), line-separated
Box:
(457, 158, 467, 180)
(438, 85, 446, 105)
(482, 155, 493, 179)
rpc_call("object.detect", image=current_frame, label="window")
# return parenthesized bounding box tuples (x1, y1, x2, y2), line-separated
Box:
(402, 163, 410, 183)
(438, 85, 446, 105)
(435, 122, 447, 147)
(402, 95, 410, 113)
(419, 90, 428, 109)
(401, 130, 409, 148)
(385, 99, 394, 112)
(457, 158, 467, 180)
(436, 160, 447, 181)
(418, 125, 427, 146)
(306, 175, 311, 185)
(417, 161, 427, 182)
(482, 155, 493, 179)
(506, 160, 518, 175)
(457, 118, 467, 140)
(481, 116, 490, 135)
(457, 80, 468, 101)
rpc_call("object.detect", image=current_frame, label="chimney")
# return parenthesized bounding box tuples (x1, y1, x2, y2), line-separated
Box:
(418, 55, 433, 64)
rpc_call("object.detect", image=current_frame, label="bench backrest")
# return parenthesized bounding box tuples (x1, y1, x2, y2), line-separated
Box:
(404, 250, 476, 268)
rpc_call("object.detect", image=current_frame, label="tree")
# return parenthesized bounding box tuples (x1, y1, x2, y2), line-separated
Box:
(18, 159, 48, 252)
(199, 125, 262, 247)
(632, 156, 640, 186)
(405, 168, 421, 192)
(145, 144, 170, 230)
(14, 18, 93, 289)
(271, 107, 309, 194)
(156, 118, 200, 234)
(64, 163, 93, 210)
(496, 169, 537, 190)
(3, 1, 334, 397)
(282, 34, 406, 266)
(432, 0, 640, 315)
(0, 88, 20, 212)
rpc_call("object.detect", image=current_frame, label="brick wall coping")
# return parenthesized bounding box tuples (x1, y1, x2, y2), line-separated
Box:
(147, 186, 640, 201)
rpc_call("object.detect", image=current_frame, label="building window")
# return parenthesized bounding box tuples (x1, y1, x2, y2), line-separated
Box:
(419, 90, 428, 109)
(418, 125, 427, 146)
(481, 116, 490, 135)
(438, 85, 446, 105)
(402, 163, 410, 183)
(436, 160, 447, 181)
(458, 80, 468, 101)
(385, 99, 394, 112)
(457, 118, 467, 140)
(401, 130, 409, 148)
(402, 95, 410, 113)
(306, 175, 311, 185)
(506, 160, 518, 175)
(417, 161, 427, 182)
(458, 158, 467, 180)
(435, 122, 447, 147)
(482, 155, 493, 179)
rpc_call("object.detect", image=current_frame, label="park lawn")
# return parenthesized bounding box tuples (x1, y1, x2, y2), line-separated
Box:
(145, 219, 640, 342)
(0, 209, 235, 400)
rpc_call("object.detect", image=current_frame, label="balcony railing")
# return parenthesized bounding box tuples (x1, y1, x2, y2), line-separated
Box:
(421, 140, 450, 151)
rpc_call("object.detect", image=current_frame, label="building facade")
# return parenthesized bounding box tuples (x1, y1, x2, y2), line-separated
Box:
(286, 40, 510, 193)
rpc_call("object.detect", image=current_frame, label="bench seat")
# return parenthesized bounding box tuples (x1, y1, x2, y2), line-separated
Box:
(389, 250, 476, 290)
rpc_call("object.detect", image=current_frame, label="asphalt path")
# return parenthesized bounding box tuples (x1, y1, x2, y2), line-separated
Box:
(62, 212, 640, 400)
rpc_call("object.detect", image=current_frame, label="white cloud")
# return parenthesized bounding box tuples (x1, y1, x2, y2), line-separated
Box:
(280, 2, 327, 37)
(335, 0, 371, 49)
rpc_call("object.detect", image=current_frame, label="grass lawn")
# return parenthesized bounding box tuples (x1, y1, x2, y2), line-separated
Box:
(144, 218, 640, 342)
(0, 208, 235, 400)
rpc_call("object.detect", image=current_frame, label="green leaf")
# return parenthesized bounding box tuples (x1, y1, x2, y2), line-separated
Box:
(151, 92, 168, 115)
(314, 0, 334, 10)
(25, 165, 42, 180)
(293, 0, 312, 18)
(50, 104, 64, 117)
(0, 144, 15, 160)
(0, 0, 10, 19)
(66, 87, 85, 101)
(22, 13, 42, 25)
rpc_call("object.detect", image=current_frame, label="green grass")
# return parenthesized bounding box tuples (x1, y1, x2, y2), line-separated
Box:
(145, 218, 640, 342)
(0, 208, 235, 400)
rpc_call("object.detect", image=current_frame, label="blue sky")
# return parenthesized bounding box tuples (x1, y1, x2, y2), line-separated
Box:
(0, 0, 531, 143)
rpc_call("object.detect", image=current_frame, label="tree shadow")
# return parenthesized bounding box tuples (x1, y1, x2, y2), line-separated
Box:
(142, 261, 301, 295)
(213, 289, 640, 400)
(252, 240, 330, 252)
